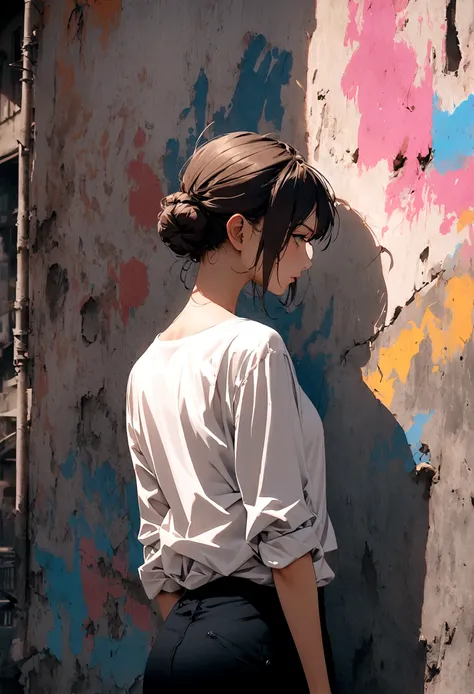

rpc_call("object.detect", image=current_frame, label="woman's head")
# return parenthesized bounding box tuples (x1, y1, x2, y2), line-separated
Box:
(158, 131, 336, 299)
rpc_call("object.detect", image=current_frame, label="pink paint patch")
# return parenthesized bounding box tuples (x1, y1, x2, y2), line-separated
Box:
(133, 127, 146, 148)
(125, 596, 152, 633)
(80, 538, 125, 622)
(342, 0, 433, 172)
(127, 152, 163, 231)
(345, 0, 360, 45)
(386, 137, 474, 233)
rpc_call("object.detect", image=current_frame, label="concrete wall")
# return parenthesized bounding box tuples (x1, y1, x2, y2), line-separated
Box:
(25, 1, 473, 692)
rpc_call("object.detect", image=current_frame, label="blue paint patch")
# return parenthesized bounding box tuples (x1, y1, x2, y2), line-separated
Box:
(89, 615, 149, 690)
(163, 68, 209, 192)
(35, 544, 88, 661)
(126, 478, 143, 574)
(163, 34, 293, 193)
(405, 411, 435, 472)
(82, 460, 124, 524)
(213, 34, 292, 136)
(60, 449, 77, 479)
(447, 242, 462, 259)
(432, 93, 474, 174)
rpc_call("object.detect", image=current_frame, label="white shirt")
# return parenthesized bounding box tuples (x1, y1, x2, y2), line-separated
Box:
(126, 317, 337, 599)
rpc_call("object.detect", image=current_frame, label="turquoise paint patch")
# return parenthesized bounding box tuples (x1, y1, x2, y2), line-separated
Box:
(163, 34, 292, 192)
(60, 449, 77, 479)
(405, 411, 434, 472)
(35, 543, 88, 661)
(432, 93, 474, 174)
(82, 459, 124, 524)
(89, 614, 149, 690)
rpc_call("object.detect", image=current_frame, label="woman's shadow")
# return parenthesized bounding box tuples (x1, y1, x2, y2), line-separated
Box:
(239, 204, 429, 694)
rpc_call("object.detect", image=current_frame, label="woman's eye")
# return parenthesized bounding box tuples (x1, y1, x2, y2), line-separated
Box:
(293, 235, 305, 246)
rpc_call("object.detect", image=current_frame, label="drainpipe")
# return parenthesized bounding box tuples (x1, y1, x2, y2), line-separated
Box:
(13, 0, 35, 661)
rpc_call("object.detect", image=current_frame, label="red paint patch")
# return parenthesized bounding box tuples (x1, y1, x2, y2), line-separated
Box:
(107, 258, 149, 326)
(80, 537, 125, 622)
(112, 551, 128, 576)
(125, 596, 152, 633)
(133, 127, 146, 148)
(118, 258, 149, 326)
(127, 152, 163, 231)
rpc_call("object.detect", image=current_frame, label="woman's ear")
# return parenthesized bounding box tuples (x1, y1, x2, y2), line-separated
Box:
(226, 214, 246, 251)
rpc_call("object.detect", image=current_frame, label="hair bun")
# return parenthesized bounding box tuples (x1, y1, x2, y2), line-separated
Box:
(158, 192, 208, 261)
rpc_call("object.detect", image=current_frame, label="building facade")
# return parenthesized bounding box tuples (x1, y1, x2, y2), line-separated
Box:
(0, 1, 24, 686)
(14, 1, 474, 692)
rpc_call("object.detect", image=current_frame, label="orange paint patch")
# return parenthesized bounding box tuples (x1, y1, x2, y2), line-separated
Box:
(457, 209, 474, 233)
(127, 152, 163, 231)
(88, 0, 122, 49)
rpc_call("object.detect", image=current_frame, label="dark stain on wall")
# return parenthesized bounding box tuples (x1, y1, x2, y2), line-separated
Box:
(445, 0, 462, 74)
(45, 263, 69, 322)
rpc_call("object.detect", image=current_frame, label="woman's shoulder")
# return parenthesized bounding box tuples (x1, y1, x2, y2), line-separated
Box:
(229, 318, 288, 356)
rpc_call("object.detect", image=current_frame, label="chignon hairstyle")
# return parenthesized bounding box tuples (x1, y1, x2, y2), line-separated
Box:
(158, 131, 336, 296)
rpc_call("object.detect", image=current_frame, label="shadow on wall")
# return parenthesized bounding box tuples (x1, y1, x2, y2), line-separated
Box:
(239, 206, 429, 694)
(158, 26, 429, 694)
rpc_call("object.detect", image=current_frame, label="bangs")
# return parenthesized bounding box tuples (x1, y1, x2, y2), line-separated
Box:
(291, 165, 337, 247)
(259, 159, 337, 292)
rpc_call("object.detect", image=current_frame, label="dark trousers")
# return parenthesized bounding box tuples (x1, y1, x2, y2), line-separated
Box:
(143, 577, 309, 693)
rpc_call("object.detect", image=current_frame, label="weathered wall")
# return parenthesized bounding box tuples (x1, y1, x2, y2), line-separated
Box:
(25, 1, 473, 693)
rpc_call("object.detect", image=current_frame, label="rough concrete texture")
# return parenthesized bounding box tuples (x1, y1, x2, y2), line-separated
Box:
(26, 1, 473, 692)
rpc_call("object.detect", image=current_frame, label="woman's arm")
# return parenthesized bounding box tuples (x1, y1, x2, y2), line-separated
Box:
(156, 590, 183, 621)
(273, 553, 331, 694)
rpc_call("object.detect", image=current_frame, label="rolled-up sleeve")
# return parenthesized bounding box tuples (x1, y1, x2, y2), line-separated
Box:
(233, 347, 325, 571)
(126, 375, 181, 598)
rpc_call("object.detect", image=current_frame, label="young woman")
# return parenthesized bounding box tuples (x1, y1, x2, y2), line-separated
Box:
(126, 131, 338, 693)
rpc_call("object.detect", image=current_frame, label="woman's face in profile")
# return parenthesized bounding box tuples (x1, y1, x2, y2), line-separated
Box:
(239, 209, 316, 296)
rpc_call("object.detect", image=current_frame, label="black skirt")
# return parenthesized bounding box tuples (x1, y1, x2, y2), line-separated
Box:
(143, 576, 309, 693)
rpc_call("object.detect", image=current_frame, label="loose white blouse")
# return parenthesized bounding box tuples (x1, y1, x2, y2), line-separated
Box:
(126, 317, 337, 599)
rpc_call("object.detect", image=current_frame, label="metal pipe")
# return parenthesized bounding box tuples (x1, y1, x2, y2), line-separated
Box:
(14, 0, 35, 661)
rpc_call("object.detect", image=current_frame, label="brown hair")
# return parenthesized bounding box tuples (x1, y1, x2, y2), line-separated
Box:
(158, 131, 336, 296)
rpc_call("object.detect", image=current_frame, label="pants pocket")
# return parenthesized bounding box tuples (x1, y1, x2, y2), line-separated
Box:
(206, 630, 271, 671)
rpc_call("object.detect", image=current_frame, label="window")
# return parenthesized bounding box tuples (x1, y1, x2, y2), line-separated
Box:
(11, 27, 22, 108)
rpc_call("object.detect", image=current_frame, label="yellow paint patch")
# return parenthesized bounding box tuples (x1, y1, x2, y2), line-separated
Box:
(457, 209, 474, 233)
(423, 275, 474, 363)
(364, 322, 424, 408)
(364, 275, 474, 408)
